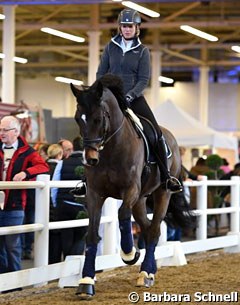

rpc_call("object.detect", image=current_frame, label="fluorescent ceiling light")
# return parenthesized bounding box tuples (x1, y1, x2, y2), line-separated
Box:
(122, 1, 160, 18)
(0, 14, 5, 19)
(180, 25, 218, 42)
(0, 53, 28, 64)
(55, 76, 84, 86)
(231, 46, 240, 53)
(41, 27, 85, 43)
(158, 76, 174, 84)
(13, 56, 28, 64)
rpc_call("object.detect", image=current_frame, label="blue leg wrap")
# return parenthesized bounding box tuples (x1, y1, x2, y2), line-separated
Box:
(119, 219, 133, 254)
(82, 244, 97, 279)
(140, 242, 157, 274)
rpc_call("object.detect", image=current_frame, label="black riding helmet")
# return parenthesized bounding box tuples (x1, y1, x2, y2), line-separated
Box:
(118, 8, 141, 25)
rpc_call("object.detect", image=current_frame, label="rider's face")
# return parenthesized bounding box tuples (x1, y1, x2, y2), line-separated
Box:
(120, 24, 136, 40)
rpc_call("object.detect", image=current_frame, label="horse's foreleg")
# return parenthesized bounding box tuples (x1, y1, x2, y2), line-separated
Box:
(118, 200, 140, 265)
(76, 193, 104, 299)
(119, 218, 140, 265)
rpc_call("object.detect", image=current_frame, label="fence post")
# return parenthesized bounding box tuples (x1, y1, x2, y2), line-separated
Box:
(230, 176, 240, 233)
(196, 175, 208, 240)
(102, 198, 119, 255)
(158, 221, 167, 244)
(34, 174, 50, 275)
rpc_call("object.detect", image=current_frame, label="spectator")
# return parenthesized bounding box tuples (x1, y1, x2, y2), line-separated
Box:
(47, 144, 63, 167)
(21, 189, 35, 260)
(220, 158, 231, 174)
(0, 116, 49, 289)
(21, 145, 53, 261)
(46, 143, 63, 264)
(50, 136, 87, 262)
(180, 148, 206, 183)
(22, 145, 52, 260)
(36, 143, 50, 161)
(58, 139, 73, 159)
(190, 157, 210, 177)
(220, 162, 240, 199)
(189, 157, 211, 210)
(219, 162, 240, 229)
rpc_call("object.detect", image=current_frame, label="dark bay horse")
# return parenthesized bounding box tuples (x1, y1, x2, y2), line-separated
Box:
(71, 74, 192, 299)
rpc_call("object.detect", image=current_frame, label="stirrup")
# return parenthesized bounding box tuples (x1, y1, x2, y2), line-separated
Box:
(166, 176, 183, 193)
(69, 182, 87, 198)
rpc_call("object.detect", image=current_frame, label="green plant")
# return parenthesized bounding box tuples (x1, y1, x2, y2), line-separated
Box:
(205, 154, 224, 208)
(76, 209, 88, 220)
(203, 154, 227, 236)
(205, 154, 224, 179)
(74, 164, 85, 178)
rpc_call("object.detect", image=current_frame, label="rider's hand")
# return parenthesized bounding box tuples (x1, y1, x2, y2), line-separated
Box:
(125, 95, 133, 107)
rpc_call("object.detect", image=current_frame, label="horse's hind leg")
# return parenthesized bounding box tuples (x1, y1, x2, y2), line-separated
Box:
(132, 197, 155, 287)
(133, 191, 171, 287)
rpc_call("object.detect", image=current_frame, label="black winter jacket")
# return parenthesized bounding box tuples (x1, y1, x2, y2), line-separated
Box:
(56, 151, 85, 204)
(96, 34, 151, 99)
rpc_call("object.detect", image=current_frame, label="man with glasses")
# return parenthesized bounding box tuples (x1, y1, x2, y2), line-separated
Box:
(58, 139, 73, 159)
(0, 116, 49, 291)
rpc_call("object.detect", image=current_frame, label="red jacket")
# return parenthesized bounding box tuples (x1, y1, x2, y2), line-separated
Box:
(0, 136, 49, 210)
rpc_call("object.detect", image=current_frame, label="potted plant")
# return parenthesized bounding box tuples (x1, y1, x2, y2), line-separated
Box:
(205, 154, 224, 235)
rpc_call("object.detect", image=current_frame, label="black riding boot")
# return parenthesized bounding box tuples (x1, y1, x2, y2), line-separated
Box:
(156, 136, 183, 193)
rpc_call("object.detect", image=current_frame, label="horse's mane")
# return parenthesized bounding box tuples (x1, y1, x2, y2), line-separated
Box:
(78, 74, 127, 113)
(95, 74, 127, 112)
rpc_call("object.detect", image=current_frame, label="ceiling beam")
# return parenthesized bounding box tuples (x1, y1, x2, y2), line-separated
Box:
(15, 4, 71, 40)
(2, 19, 240, 32)
(4, 59, 239, 70)
(14, 42, 238, 53)
(163, 1, 201, 22)
(160, 46, 204, 65)
(54, 49, 88, 61)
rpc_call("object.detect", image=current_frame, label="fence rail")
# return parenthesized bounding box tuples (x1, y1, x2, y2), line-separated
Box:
(0, 174, 239, 292)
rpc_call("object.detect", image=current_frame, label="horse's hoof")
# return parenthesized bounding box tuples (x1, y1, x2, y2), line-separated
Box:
(147, 273, 155, 287)
(76, 283, 95, 299)
(122, 248, 140, 265)
(136, 271, 155, 288)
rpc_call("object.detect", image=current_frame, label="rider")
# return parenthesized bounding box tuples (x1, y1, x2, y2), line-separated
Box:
(96, 8, 182, 193)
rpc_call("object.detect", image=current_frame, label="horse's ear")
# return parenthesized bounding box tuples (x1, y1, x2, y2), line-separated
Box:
(95, 81, 104, 103)
(70, 83, 81, 98)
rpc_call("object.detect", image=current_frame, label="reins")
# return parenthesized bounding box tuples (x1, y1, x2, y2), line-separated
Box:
(102, 116, 125, 147)
(83, 111, 125, 152)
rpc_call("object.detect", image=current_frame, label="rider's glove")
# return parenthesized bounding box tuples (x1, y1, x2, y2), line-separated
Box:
(125, 95, 134, 107)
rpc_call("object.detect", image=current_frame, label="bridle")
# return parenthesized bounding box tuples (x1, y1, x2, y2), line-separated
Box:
(82, 105, 125, 152)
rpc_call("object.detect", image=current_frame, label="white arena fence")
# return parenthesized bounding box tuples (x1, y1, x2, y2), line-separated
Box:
(0, 174, 239, 292)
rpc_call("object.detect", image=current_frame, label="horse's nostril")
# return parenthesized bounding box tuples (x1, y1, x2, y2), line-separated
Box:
(87, 158, 99, 166)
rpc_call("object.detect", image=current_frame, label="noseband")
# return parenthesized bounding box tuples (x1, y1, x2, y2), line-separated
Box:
(83, 108, 124, 152)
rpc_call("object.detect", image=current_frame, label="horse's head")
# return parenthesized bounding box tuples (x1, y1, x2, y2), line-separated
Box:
(71, 80, 112, 166)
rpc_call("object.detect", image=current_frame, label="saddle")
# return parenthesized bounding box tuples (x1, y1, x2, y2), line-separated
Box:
(125, 109, 172, 164)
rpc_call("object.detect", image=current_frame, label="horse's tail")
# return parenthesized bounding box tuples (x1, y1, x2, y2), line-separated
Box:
(165, 177, 196, 229)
